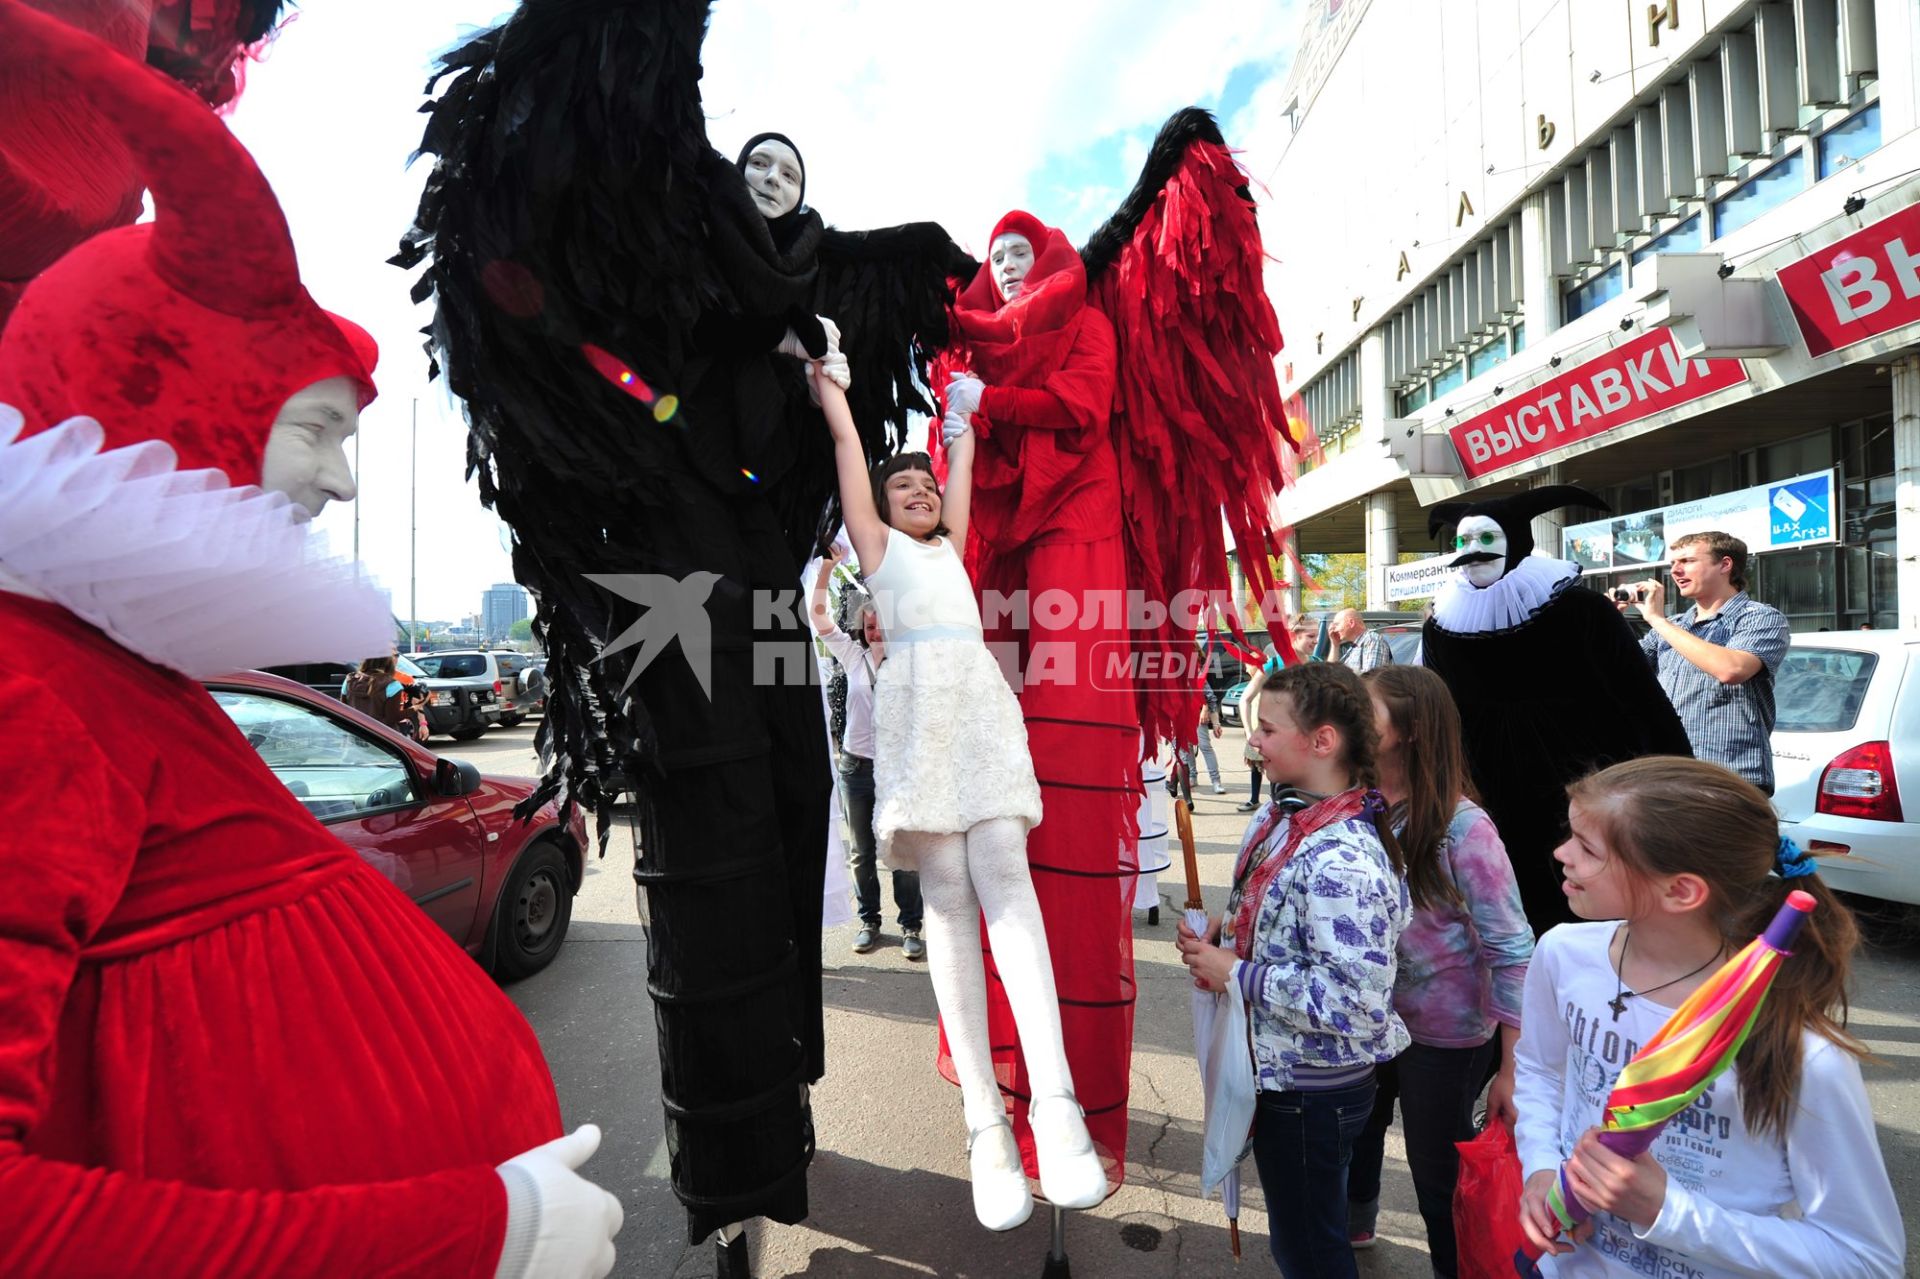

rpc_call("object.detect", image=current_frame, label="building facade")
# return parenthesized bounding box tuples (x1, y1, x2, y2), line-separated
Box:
(481, 582, 529, 641)
(1265, 0, 1920, 631)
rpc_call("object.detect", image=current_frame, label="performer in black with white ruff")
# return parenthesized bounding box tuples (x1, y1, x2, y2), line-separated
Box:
(1420, 487, 1692, 932)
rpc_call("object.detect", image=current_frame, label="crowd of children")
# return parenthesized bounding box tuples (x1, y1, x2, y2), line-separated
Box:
(1176, 658, 1905, 1278)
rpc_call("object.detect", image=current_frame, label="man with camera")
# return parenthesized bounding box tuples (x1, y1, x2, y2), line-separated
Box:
(1618, 531, 1790, 793)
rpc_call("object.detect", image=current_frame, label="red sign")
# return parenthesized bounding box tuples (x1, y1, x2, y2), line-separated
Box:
(1448, 331, 1747, 479)
(1777, 200, 1920, 357)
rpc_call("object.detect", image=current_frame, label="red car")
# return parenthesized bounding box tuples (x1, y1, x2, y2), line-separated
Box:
(203, 670, 587, 980)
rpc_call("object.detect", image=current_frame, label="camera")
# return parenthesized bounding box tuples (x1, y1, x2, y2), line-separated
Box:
(1612, 587, 1646, 604)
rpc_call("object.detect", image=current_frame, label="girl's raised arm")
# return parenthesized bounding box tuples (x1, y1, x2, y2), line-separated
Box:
(813, 366, 889, 573)
(941, 428, 973, 557)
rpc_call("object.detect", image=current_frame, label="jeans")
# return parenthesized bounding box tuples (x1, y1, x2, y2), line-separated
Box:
(1250, 1076, 1377, 1278)
(839, 753, 921, 930)
(1178, 732, 1223, 789)
(1346, 1038, 1499, 1278)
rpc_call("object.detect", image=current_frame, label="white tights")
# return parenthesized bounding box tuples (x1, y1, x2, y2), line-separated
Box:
(898, 819, 1076, 1134)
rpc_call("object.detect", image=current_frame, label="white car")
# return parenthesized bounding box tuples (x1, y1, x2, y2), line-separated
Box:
(1771, 631, 1920, 907)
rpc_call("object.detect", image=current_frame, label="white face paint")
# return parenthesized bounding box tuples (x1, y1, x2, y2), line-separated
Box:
(990, 232, 1035, 302)
(743, 140, 803, 219)
(1452, 514, 1508, 589)
(259, 376, 360, 520)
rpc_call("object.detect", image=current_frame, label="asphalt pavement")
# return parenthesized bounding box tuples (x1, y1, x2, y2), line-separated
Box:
(451, 723, 1920, 1278)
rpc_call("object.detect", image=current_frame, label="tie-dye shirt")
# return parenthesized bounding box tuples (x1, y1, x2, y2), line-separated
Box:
(1390, 799, 1533, 1049)
(1226, 806, 1410, 1090)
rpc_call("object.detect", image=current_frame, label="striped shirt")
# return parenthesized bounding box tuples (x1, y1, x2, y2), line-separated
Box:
(1640, 592, 1790, 791)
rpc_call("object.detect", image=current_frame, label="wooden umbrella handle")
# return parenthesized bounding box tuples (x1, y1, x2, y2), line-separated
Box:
(1176, 796, 1202, 911)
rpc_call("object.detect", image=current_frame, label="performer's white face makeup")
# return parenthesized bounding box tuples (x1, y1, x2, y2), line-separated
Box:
(260, 376, 360, 520)
(991, 232, 1035, 302)
(1452, 515, 1508, 589)
(884, 468, 943, 538)
(744, 140, 803, 218)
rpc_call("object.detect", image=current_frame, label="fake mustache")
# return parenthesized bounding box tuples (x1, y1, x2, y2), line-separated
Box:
(1452, 551, 1504, 568)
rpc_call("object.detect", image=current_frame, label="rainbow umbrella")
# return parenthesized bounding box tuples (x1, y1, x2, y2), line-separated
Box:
(1516, 890, 1817, 1273)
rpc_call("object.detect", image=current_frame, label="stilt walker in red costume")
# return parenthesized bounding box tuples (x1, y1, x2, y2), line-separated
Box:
(0, 6, 622, 1276)
(931, 109, 1296, 1219)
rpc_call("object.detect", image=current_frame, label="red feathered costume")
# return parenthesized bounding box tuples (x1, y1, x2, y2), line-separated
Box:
(934, 212, 1142, 1198)
(0, 8, 561, 1274)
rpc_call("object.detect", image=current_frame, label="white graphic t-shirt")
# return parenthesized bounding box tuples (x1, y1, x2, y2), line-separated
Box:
(1512, 922, 1904, 1278)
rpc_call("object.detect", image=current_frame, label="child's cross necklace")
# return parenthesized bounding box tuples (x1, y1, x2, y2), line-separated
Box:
(1608, 928, 1723, 1021)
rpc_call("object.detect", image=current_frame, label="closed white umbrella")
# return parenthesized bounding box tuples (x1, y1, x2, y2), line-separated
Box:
(1177, 797, 1254, 1260)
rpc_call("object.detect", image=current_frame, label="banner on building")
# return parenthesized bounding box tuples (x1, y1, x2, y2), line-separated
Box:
(1447, 331, 1747, 480)
(1562, 469, 1837, 572)
(1383, 552, 1459, 602)
(1776, 200, 1920, 357)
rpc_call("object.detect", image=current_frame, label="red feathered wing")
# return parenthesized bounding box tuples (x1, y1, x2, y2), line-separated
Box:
(1083, 107, 1297, 751)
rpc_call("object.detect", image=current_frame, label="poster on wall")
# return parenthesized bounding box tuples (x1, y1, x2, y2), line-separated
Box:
(1562, 469, 1837, 572)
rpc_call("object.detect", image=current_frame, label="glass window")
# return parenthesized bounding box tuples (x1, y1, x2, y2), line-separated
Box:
(1431, 359, 1465, 398)
(1818, 104, 1882, 179)
(1562, 262, 1623, 321)
(397, 654, 429, 678)
(1510, 322, 1526, 353)
(1468, 337, 1509, 379)
(494, 654, 525, 678)
(1774, 648, 1878, 733)
(1396, 383, 1430, 415)
(1749, 545, 1837, 631)
(416, 653, 487, 678)
(1755, 430, 1831, 484)
(1712, 151, 1808, 239)
(213, 690, 418, 821)
(1670, 456, 1734, 503)
(1629, 214, 1704, 270)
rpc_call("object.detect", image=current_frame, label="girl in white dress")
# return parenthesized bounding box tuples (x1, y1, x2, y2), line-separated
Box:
(814, 363, 1105, 1231)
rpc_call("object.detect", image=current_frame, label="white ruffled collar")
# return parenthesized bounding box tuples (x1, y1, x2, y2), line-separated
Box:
(1430, 554, 1583, 635)
(0, 404, 393, 677)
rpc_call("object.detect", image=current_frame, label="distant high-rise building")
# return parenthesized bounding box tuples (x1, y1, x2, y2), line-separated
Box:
(482, 582, 529, 641)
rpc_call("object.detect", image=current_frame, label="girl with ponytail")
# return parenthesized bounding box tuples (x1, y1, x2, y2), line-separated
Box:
(1513, 756, 1903, 1276)
(1177, 661, 1409, 1278)
(1347, 666, 1533, 1270)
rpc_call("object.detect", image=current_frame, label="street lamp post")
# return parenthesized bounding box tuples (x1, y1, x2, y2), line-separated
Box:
(410, 398, 418, 653)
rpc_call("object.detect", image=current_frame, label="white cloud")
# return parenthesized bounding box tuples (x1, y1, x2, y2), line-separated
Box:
(223, 0, 1302, 621)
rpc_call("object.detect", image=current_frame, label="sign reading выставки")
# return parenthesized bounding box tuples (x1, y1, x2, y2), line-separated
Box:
(1447, 330, 1747, 480)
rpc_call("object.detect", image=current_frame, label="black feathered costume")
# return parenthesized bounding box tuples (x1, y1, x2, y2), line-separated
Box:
(394, 0, 971, 1244)
(1420, 487, 1692, 931)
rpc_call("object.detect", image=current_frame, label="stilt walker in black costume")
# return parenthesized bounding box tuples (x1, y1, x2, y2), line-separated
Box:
(1420, 487, 1693, 933)
(394, 1, 971, 1269)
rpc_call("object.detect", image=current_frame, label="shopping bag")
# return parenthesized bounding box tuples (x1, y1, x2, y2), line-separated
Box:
(1453, 1121, 1530, 1279)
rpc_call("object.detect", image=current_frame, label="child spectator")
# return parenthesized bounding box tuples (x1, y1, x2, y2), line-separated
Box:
(1347, 666, 1533, 1271)
(1177, 662, 1409, 1278)
(1514, 757, 1903, 1276)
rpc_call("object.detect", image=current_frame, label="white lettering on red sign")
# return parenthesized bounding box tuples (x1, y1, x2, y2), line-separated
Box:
(1447, 330, 1746, 479)
(1778, 201, 1920, 357)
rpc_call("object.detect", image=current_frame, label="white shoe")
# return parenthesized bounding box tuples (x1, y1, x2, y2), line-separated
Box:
(1028, 1094, 1107, 1209)
(1211, 783, 1227, 794)
(967, 1119, 1033, 1231)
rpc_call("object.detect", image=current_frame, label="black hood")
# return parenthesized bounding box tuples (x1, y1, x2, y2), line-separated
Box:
(1428, 485, 1608, 580)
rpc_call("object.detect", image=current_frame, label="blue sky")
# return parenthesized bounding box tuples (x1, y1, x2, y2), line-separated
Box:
(223, 1, 1300, 621)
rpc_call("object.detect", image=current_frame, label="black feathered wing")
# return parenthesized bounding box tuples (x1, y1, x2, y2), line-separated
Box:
(1081, 106, 1296, 750)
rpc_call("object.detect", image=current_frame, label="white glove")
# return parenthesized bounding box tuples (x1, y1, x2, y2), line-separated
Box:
(945, 373, 983, 418)
(777, 315, 843, 361)
(818, 348, 851, 390)
(940, 409, 972, 446)
(494, 1125, 624, 1279)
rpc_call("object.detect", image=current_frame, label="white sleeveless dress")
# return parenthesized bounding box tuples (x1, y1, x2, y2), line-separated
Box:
(863, 527, 1041, 867)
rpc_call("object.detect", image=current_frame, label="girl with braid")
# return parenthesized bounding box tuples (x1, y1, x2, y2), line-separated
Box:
(1177, 661, 1409, 1279)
